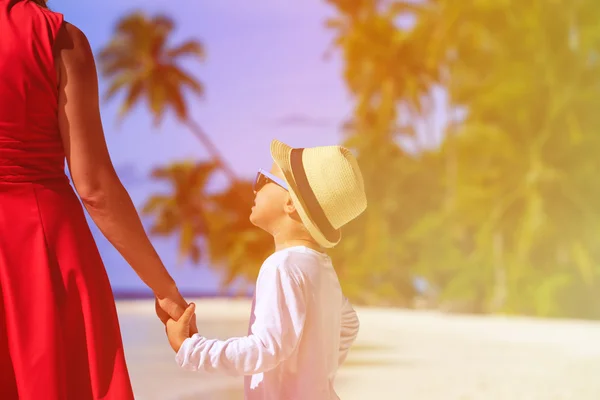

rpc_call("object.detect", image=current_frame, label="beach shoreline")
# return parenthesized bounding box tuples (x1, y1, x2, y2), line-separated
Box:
(117, 299, 600, 400)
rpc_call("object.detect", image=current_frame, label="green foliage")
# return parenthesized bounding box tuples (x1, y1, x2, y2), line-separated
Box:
(101, 4, 600, 318)
(142, 161, 216, 264)
(326, 0, 600, 318)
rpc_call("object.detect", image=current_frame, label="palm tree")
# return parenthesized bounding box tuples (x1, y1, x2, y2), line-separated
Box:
(97, 12, 238, 184)
(98, 12, 275, 283)
(398, 0, 600, 317)
(142, 161, 216, 264)
(324, 0, 447, 306)
(326, 0, 600, 318)
(144, 167, 270, 289)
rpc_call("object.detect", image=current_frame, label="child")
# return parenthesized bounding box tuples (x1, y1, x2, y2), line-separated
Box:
(166, 139, 367, 400)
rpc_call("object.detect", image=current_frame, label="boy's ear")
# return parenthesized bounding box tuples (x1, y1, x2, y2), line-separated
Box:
(283, 194, 296, 215)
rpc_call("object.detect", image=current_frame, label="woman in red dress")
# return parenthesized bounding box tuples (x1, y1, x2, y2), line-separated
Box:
(0, 1, 195, 398)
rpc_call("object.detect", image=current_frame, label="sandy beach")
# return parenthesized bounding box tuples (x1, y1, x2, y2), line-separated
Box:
(117, 299, 600, 400)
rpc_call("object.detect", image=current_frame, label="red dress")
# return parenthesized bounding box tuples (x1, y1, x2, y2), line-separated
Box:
(0, 1, 135, 399)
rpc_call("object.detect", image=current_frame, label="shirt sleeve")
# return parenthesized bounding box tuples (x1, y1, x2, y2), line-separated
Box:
(175, 258, 307, 376)
(338, 296, 359, 365)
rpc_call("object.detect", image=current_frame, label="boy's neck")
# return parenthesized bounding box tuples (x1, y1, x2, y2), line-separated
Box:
(271, 220, 326, 254)
(274, 239, 325, 254)
(273, 229, 325, 254)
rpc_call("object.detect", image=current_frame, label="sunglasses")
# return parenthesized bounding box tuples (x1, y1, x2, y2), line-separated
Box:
(253, 168, 289, 192)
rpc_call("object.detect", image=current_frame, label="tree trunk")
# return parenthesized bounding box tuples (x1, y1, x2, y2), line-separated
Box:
(490, 232, 507, 313)
(185, 118, 239, 184)
(184, 119, 252, 205)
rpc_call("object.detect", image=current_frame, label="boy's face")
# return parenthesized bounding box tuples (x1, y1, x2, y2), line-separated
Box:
(249, 162, 290, 233)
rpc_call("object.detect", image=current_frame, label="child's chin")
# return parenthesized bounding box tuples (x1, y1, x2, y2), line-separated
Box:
(249, 212, 268, 231)
(249, 210, 258, 226)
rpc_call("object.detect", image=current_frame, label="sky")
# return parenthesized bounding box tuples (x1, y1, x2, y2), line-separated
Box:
(50, 0, 356, 295)
(51, 0, 448, 296)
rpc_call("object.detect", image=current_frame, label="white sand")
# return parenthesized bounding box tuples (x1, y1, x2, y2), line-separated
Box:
(116, 299, 600, 400)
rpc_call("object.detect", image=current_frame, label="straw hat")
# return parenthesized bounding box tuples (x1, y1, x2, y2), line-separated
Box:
(270, 139, 367, 248)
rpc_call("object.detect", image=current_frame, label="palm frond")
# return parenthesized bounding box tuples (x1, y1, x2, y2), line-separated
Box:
(166, 66, 204, 94)
(115, 12, 148, 35)
(142, 195, 173, 213)
(167, 85, 187, 120)
(147, 74, 168, 122)
(152, 14, 176, 33)
(103, 73, 131, 101)
(117, 79, 145, 119)
(100, 56, 142, 77)
(166, 40, 205, 60)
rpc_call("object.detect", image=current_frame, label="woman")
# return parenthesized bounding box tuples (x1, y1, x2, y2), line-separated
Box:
(0, 1, 194, 398)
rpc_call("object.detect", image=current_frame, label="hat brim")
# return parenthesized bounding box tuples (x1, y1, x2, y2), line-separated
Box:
(270, 139, 341, 248)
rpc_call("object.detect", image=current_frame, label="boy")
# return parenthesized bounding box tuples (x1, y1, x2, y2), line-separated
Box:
(166, 139, 367, 400)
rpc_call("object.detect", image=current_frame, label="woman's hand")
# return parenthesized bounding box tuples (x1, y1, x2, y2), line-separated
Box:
(155, 286, 198, 335)
(166, 303, 196, 352)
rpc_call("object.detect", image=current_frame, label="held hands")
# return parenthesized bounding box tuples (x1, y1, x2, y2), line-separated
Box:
(166, 303, 196, 352)
(154, 286, 198, 336)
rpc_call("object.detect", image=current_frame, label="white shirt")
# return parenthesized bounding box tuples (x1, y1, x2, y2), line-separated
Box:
(175, 246, 360, 400)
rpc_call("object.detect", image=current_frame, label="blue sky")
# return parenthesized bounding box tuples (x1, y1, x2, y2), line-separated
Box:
(51, 0, 357, 294)
(52, 0, 448, 295)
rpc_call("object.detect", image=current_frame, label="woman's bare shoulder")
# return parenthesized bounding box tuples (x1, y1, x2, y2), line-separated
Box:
(54, 21, 95, 68)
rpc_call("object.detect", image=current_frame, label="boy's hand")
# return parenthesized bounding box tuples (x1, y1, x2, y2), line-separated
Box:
(155, 289, 198, 335)
(166, 303, 196, 353)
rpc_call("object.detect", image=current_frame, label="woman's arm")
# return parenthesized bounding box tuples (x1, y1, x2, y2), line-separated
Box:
(54, 21, 191, 325)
